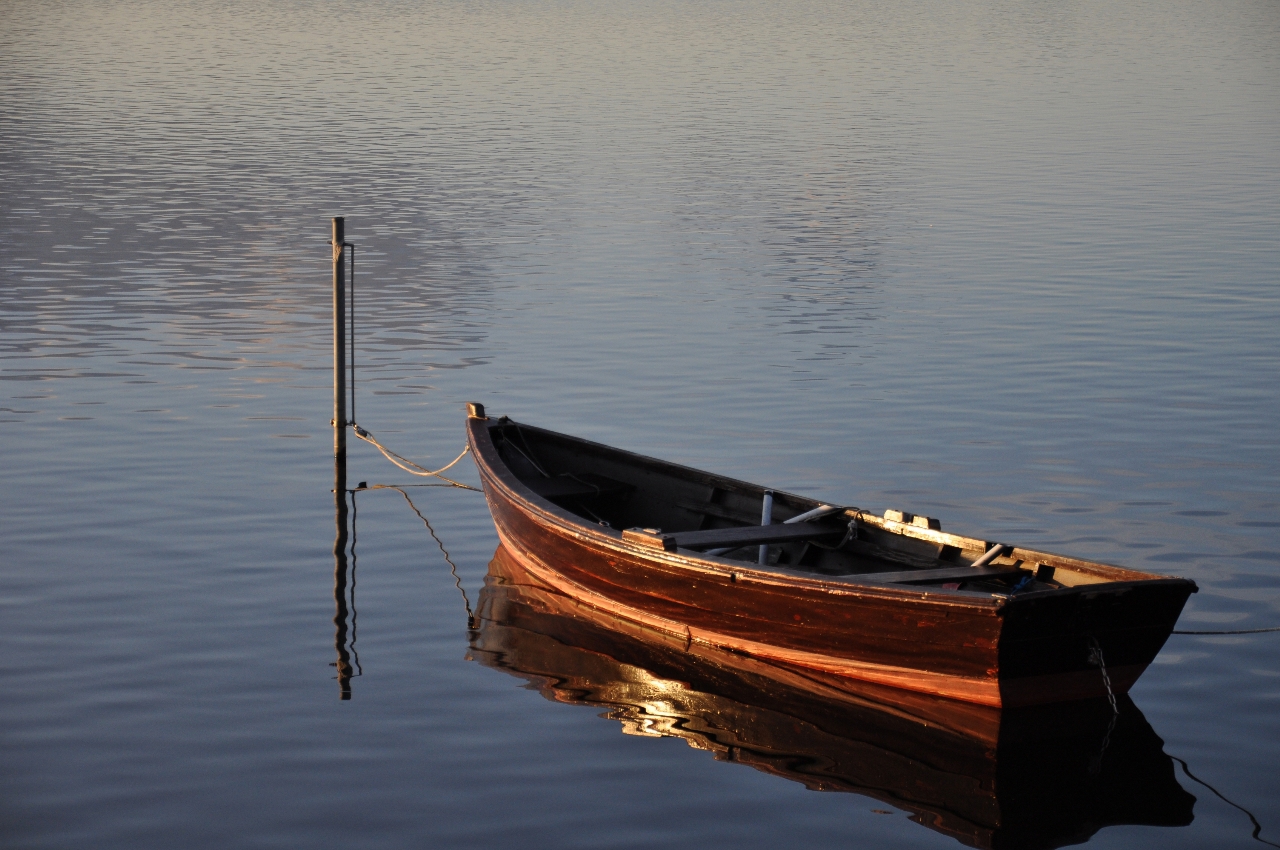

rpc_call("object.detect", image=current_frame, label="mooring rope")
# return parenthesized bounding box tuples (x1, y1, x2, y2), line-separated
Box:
(367, 484, 475, 627)
(1172, 626, 1280, 635)
(334, 237, 480, 492)
(351, 424, 480, 491)
(1171, 756, 1280, 848)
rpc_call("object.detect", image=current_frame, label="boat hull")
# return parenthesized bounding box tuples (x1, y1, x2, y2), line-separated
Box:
(468, 415, 1194, 707)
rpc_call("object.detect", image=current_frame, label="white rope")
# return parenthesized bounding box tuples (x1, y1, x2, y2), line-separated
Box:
(351, 424, 479, 491)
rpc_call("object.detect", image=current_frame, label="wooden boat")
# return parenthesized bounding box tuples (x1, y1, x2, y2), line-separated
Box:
(471, 544, 1195, 850)
(465, 403, 1196, 708)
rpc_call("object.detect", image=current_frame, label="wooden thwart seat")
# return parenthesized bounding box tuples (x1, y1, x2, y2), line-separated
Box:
(624, 522, 842, 552)
(851, 565, 1026, 585)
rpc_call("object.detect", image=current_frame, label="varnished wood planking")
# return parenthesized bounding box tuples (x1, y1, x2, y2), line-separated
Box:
(467, 413, 1196, 706)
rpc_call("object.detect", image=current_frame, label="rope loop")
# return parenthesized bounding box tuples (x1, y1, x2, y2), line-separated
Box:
(351, 424, 480, 491)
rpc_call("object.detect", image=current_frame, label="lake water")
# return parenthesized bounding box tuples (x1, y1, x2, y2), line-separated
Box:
(3, 0, 1279, 846)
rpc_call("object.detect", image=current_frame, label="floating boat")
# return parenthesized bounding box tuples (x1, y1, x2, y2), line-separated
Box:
(471, 544, 1195, 850)
(465, 403, 1196, 707)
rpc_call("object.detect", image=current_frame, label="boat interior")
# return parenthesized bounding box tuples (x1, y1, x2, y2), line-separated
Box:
(485, 419, 1139, 595)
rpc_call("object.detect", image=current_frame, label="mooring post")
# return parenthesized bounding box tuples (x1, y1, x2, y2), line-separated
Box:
(332, 216, 348, 464)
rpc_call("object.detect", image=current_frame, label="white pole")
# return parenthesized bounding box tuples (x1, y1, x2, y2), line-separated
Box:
(758, 491, 774, 565)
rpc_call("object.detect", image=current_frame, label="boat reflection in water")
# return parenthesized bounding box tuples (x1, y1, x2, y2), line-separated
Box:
(469, 545, 1194, 850)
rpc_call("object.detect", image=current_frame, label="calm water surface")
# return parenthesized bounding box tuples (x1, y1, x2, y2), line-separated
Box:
(3, 0, 1279, 847)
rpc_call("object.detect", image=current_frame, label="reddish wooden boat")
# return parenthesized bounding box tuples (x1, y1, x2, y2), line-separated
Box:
(465, 403, 1196, 708)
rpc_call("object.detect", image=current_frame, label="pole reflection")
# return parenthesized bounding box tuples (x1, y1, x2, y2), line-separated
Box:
(332, 460, 354, 699)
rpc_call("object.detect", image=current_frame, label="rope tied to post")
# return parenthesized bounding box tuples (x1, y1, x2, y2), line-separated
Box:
(351, 424, 480, 491)
(328, 222, 478, 492)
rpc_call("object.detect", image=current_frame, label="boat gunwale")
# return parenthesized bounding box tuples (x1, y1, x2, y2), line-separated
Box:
(466, 415, 1195, 610)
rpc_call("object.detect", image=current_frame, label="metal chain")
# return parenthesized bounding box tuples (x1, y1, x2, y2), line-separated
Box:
(1087, 636, 1119, 717)
(1086, 636, 1119, 774)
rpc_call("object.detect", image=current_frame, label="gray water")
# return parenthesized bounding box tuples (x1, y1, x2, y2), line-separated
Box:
(3, 0, 1279, 846)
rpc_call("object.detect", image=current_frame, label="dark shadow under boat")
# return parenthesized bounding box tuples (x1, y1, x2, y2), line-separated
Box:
(469, 545, 1195, 850)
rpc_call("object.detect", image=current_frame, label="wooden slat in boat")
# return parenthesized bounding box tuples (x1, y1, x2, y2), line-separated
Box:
(623, 522, 842, 551)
